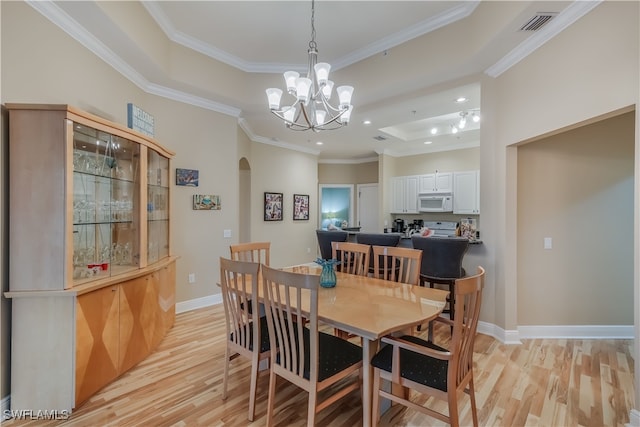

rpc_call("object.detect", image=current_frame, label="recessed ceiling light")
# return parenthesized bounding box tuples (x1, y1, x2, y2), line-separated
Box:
(363, 119, 371, 125)
(316, 141, 323, 145)
(424, 141, 433, 145)
(430, 127, 438, 135)
(455, 97, 468, 103)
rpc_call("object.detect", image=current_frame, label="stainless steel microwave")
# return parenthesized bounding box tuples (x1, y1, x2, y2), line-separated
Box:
(418, 194, 453, 212)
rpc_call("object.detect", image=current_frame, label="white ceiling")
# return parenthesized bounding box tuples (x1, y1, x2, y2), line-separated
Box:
(38, 0, 597, 162)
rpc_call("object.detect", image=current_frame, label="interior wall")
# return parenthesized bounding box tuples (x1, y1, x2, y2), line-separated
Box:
(517, 111, 635, 325)
(486, 0, 639, 336)
(248, 142, 319, 268)
(318, 161, 378, 184)
(394, 147, 480, 176)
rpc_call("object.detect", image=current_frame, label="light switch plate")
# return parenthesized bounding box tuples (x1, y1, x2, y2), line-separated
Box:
(223, 229, 231, 238)
(544, 237, 552, 249)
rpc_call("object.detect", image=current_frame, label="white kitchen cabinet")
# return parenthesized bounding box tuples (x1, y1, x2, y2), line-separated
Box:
(419, 172, 453, 194)
(453, 170, 480, 214)
(391, 175, 419, 213)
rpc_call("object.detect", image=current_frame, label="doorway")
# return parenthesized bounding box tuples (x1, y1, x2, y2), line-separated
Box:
(357, 183, 378, 232)
(238, 158, 250, 243)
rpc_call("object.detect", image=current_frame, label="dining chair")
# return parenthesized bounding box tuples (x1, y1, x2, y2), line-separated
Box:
(230, 241, 271, 265)
(331, 241, 370, 339)
(261, 265, 363, 427)
(315, 229, 348, 260)
(356, 232, 401, 274)
(371, 245, 422, 285)
(371, 266, 485, 427)
(331, 241, 370, 276)
(219, 257, 270, 422)
(411, 236, 469, 324)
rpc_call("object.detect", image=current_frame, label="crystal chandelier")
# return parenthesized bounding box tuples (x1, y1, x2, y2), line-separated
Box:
(265, 0, 354, 132)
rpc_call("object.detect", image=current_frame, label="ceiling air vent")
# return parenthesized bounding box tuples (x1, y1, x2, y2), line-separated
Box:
(519, 12, 557, 31)
(372, 135, 387, 141)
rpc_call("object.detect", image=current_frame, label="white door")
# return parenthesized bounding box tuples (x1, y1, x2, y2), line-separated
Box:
(357, 184, 379, 232)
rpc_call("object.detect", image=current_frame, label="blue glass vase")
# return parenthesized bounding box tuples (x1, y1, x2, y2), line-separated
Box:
(316, 258, 338, 288)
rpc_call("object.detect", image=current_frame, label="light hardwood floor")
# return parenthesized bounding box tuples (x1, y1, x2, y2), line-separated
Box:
(3, 304, 634, 426)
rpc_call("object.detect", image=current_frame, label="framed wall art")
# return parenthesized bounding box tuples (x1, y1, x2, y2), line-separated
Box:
(264, 192, 283, 221)
(193, 194, 220, 210)
(293, 194, 309, 220)
(176, 168, 199, 186)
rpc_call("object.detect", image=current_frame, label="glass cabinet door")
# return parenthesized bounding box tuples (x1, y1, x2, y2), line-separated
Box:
(72, 123, 140, 284)
(147, 149, 170, 264)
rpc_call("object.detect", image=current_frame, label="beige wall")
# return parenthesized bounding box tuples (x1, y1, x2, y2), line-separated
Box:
(318, 161, 378, 184)
(484, 1, 639, 336)
(248, 142, 319, 268)
(517, 112, 635, 325)
(392, 147, 480, 176)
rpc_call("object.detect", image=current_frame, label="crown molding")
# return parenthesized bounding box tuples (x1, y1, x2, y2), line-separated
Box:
(318, 156, 380, 165)
(239, 119, 321, 156)
(28, 0, 242, 118)
(485, 0, 602, 77)
(143, 1, 479, 74)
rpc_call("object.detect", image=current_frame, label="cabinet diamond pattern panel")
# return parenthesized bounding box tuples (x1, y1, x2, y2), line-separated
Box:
(75, 286, 119, 405)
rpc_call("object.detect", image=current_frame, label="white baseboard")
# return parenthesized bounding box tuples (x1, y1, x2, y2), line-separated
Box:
(175, 294, 222, 314)
(477, 321, 522, 344)
(627, 408, 640, 426)
(518, 324, 633, 340)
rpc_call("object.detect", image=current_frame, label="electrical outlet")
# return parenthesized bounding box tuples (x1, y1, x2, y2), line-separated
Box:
(188, 273, 196, 283)
(307, 247, 311, 253)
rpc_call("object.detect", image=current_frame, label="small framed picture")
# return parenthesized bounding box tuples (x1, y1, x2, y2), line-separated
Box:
(176, 168, 199, 187)
(264, 192, 283, 221)
(293, 194, 309, 221)
(193, 194, 220, 210)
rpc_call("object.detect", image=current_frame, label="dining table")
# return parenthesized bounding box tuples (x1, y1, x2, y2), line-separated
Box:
(279, 262, 449, 426)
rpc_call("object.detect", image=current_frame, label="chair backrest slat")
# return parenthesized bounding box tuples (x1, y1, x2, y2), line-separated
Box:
(371, 245, 422, 285)
(331, 241, 370, 276)
(450, 266, 485, 386)
(262, 265, 320, 383)
(230, 242, 271, 266)
(220, 257, 261, 351)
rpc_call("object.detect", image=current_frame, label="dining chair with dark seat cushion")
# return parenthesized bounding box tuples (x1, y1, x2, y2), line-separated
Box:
(316, 229, 348, 260)
(411, 235, 469, 324)
(261, 264, 362, 426)
(219, 257, 270, 422)
(356, 233, 400, 273)
(371, 267, 485, 427)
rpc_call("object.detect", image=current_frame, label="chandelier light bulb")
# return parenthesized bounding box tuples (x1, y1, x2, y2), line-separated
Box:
(315, 110, 327, 126)
(337, 85, 354, 109)
(451, 125, 458, 134)
(314, 62, 331, 86)
(283, 71, 299, 93)
(283, 106, 296, 123)
(266, 88, 283, 110)
(322, 80, 334, 99)
(340, 105, 353, 124)
(295, 77, 312, 103)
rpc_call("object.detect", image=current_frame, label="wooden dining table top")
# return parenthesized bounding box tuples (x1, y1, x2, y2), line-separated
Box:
(280, 263, 449, 341)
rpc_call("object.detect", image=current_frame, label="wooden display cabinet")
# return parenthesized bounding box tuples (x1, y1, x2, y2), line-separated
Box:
(5, 104, 177, 412)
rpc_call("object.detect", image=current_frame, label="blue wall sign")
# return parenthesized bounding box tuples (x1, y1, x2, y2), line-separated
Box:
(127, 103, 155, 137)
